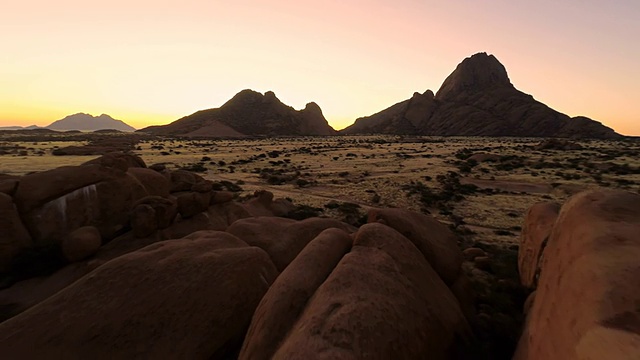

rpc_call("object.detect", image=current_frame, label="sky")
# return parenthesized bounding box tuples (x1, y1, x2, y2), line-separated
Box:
(1, 0, 638, 135)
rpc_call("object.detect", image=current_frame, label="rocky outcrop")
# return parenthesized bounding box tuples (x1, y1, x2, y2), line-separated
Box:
(15, 164, 149, 245)
(239, 228, 353, 360)
(342, 53, 620, 139)
(368, 208, 463, 286)
(1, 166, 479, 359)
(139, 90, 338, 137)
(0, 193, 32, 272)
(226, 216, 355, 270)
(240, 222, 472, 359)
(518, 202, 560, 288)
(0, 155, 301, 322)
(0, 233, 278, 359)
(61, 226, 102, 262)
(515, 189, 640, 359)
(0, 153, 282, 278)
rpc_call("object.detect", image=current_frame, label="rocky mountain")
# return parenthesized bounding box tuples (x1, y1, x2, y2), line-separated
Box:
(342, 53, 620, 139)
(139, 90, 337, 137)
(47, 113, 136, 132)
(0, 125, 43, 131)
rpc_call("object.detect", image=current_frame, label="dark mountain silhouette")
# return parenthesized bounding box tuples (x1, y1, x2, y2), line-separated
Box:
(139, 90, 337, 137)
(0, 125, 44, 130)
(342, 53, 620, 139)
(47, 113, 136, 132)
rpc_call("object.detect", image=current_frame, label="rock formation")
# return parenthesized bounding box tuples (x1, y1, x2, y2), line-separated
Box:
(240, 220, 473, 359)
(140, 90, 338, 137)
(0, 232, 278, 359)
(0, 155, 480, 358)
(342, 53, 620, 139)
(515, 189, 640, 359)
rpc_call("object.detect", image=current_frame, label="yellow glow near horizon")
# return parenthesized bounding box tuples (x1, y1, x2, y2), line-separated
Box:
(1, 0, 638, 135)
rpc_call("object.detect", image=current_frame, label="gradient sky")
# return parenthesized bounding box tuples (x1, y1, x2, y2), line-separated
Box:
(1, 0, 638, 134)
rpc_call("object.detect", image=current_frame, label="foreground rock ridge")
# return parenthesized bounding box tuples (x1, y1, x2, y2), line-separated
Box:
(1, 151, 638, 359)
(140, 90, 338, 137)
(0, 152, 473, 359)
(342, 52, 620, 138)
(516, 188, 640, 359)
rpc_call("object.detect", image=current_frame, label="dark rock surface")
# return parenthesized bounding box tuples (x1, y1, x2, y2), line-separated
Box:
(342, 53, 620, 139)
(140, 90, 338, 137)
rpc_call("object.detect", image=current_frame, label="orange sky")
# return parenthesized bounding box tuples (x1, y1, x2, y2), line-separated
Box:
(1, 0, 638, 135)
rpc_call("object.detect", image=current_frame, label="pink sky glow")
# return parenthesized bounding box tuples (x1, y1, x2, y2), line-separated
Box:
(1, 0, 638, 134)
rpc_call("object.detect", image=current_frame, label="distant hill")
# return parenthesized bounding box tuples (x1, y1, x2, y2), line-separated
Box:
(0, 125, 44, 130)
(139, 90, 337, 137)
(341, 53, 620, 139)
(46, 113, 136, 132)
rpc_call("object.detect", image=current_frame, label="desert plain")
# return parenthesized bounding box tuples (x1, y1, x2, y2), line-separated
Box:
(1, 130, 639, 358)
(2, 131, 638, 247)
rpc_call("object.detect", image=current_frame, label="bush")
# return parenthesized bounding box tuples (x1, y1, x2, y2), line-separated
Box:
(284, 205, 323, 220)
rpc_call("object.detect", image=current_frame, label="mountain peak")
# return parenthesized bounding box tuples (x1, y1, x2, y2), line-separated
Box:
(141, 90, 336, 137)
(435, 52, 512, 101)
(47, 113, 135, 132)
(303, 102, 322, 113)
(222, 89, 287, 108)
(342, 52, 619, 139)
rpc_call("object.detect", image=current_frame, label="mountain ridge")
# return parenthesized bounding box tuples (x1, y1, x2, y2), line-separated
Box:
(47, 113, 136, 132)
(139, 89, 337, 137)
(341, 52, 620, 139)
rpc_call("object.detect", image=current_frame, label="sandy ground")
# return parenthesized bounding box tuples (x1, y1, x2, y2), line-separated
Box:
(2, 133, 639, 246)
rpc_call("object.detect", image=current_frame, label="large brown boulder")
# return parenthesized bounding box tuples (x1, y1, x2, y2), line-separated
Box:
(368, 208, 463, 286)
(130, 204, 158, 238)
(0, 176, 18, 196)
(127, 167, 170, 198)
(176, 191, 211, 219)
(518, 202, 560, 288)
(239, 228, 353, 359)
(96, 201, 251, 262)
(226, 216, 355, 271)
(13, 164, 119, 214)
(82, 152, 146, 171)
(0, 193, 32, 272)
(211, 190, 234, 205)
(18, 169, 148, 244)
(242, 190, 296, 217)
(205, 201, 253, 230)
(264, 223, 471, 359)
(515, 189, 640, 360)
(0, 261, 101, 323)
(133, 195, 178, 229)
(0, 232, 279, 359)
(61, 226, 101, 262)
(169, 170, 206, 193)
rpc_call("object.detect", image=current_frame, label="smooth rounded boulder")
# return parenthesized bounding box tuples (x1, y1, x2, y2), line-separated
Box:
(0, 232, 279, 359)
(239, 228, 353, 360)
(227, 216, 355, 271)
(133, 195, 178, 229)
(518, 202, 560, 288)
(515, 189, 640, 360)
(130, 204, 158, 238)
(127, 167, 170, 198)
(367, 208, 463, 286)
(265, 223, 472, 359)
(61, 226, 102, 262)
(0, 193, 32, 272)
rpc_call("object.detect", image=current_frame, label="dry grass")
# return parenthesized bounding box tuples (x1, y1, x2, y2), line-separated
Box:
(2, 133, 639, 247)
